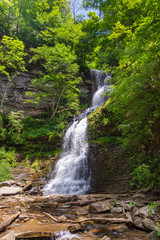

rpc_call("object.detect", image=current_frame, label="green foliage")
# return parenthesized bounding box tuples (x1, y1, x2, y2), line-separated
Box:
(22, 115, 67, 140)
(0, 36, 26, 78)
(113, 198, 117, 207)
(0, 112, 24, 145)
(148, 202, 157, 216)
(0, 161, 13, 182)
(27, 43, 81, 119)
(155, 222, 160, 237)
(75, 11, 102, 67)
(0, 147, 17, 167)
(0, 147, 16, 182)
(129, 201, 136, 207)
(0, 0, 72, 47)
(130, 164, 153, 189)
(84, 0, 160, 187)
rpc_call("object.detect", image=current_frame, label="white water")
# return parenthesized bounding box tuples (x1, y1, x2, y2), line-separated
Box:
(54, 231, 78, 240)
(43, 117, 90, 195)
(43, 70, 111, 195)
(92, 85, 110, 107)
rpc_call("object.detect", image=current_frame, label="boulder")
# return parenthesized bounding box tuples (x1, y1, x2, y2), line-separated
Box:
(102, 236, 110, 240)
(107, 224, 128, 233)
(75, 208, 88, 216)
(89, 201, 111, 213)
(135, 206, 156, 218)
(22, 181, 32, 192)
(0, 180, 15, 188)
(124, 203, 133, 211)
(68, 224, 85, 233)
(0, 231, 15, 240)
(147, 231, 158, 240)
(111, 207, 123, 214)
(142, 218, 156, 232)
(133, 217, 145, 230)
(0, 186, 21, 196)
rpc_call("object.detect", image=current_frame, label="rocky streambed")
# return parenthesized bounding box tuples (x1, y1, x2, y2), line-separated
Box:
(0, 177, 160, 240)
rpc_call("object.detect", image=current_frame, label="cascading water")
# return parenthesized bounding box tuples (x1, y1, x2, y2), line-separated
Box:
(43, 117, 90, 195)
(43, 69, 111, 195)
(92, 85, 110, 107)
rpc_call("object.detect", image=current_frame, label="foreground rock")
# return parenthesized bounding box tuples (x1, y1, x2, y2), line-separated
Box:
(0, 187, 21, 196)
(89, 201, 111, 213)
(0, 191, 159, 240)
(0, 231, 15, 240)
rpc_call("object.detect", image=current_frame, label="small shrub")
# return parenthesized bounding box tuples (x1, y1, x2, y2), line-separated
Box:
(0, 161, 13, 182)
(129, 201, 136, 207)
(148, 202, 157, 216)
(130, 164, 153, 189)
(0, 147, 18, 167)
(113, 198, 117, 206)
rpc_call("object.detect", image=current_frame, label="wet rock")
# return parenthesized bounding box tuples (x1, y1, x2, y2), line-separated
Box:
(19, 214, 27, 221)
(107, 224, 128, 233)
(111, 207, 123, 214)
(142, 218, 156, 232)
(0, 231, 15, 240)
(102, 236, 110, 240)
(89, 201, 111, 213)
(22, 181, 32, 192)
(75, 208, 88, 216)
(135, 206, 156, 218)
(133, 217, 145, 230)
(15, 206, 21, 211)
(0, 186, 21, 196)
(147, 231, 158, 240)
(68, 224, 85, 233)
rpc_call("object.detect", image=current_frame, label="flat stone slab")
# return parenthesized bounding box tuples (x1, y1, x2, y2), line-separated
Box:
(0, 231, 15, 240)
(0, 180, 15, 188)
(0, 186, 21, 196)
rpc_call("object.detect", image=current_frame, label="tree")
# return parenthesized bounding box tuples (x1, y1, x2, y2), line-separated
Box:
(0, 35, 26, 78)
(27, 43, 81, 119)
(0, 35, 26, 112)
(75, 11, 101, 67)
(70, 0, 81, 22)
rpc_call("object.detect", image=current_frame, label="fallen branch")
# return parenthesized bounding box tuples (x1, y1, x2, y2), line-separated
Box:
(121, 203, 133, 223)
(43, 212, 133, 224)
(0, 212, 20, 232)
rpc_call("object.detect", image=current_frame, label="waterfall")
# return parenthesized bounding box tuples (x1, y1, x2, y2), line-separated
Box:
(90, 69, 111, 92)
(43, 117, 90, 195)
(43, 69, 111, 195)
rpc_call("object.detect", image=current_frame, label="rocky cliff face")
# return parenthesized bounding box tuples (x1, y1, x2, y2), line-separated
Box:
(0, 72, 50, 117)
(88, 142, 131, 194)
(0, 71, 93, 117)
(87, 107, 131, 194)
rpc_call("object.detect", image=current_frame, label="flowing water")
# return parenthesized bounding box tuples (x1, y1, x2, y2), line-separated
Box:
(43, 70, 111, 195)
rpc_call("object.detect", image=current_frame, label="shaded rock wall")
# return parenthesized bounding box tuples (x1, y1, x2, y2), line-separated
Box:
(0, 71, 93, 117)
(88, 142, 131, 194)
(0, 72, 49, 117)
